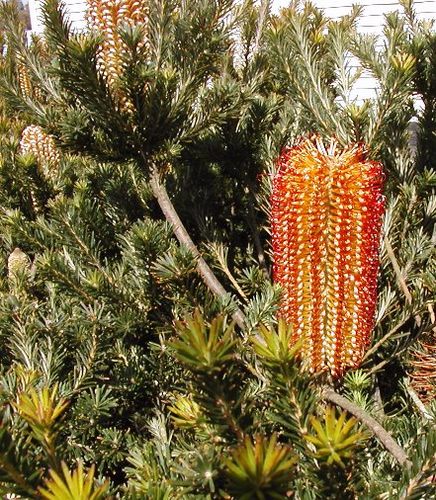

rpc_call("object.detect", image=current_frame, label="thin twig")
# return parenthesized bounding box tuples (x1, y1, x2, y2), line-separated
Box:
(384, 234, 421, 326)
(363, 317, 410, 361)
(367, 358, 390, 376)
(207, 242, 248, 302)
(428, 303, 436, 333)
(372, 384, 385, 418)
(384, 235, 413, 304)
(246, 187, 270, 278)
(323, 388, 412, 469)
(149, 167, 246, 329)
(367, 341, 411, 376)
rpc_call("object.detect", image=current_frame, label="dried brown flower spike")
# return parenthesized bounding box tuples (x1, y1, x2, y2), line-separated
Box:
(409, 332, 436, 404)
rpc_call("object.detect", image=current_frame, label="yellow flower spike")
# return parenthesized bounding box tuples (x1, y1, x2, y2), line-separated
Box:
(20, 124, 60, 180)
(7, 247, 31, 284)
(17, 62, 32, 98)
(86, 0, 149, 112)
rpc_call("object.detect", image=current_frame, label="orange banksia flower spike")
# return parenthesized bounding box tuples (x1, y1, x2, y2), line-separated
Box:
(271, 137, 385, 377)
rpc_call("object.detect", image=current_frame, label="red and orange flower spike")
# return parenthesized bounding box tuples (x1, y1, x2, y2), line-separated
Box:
(271, 137, 385, 377)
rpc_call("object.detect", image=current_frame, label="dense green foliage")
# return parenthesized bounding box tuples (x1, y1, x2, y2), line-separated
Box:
(0, 0, 434, 498)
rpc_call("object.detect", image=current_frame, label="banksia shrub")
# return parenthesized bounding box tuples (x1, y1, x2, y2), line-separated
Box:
(87, 0, 148, 111)
(20, 124, 60, 178)
(271, 137, 385, 377)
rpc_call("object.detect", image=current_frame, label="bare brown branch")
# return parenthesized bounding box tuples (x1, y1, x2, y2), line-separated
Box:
(149, 168, 246, 329)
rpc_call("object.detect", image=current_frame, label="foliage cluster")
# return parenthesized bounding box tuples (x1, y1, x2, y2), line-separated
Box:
(0, 0, 434, 498)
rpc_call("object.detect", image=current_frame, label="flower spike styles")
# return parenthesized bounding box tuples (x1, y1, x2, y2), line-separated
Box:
(271, 137, 385, 377)
(20, 124, 60, 179)
(87, 0, 149, 112)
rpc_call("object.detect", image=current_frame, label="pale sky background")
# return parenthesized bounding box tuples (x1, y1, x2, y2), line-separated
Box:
(272, 0, 291, 13)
